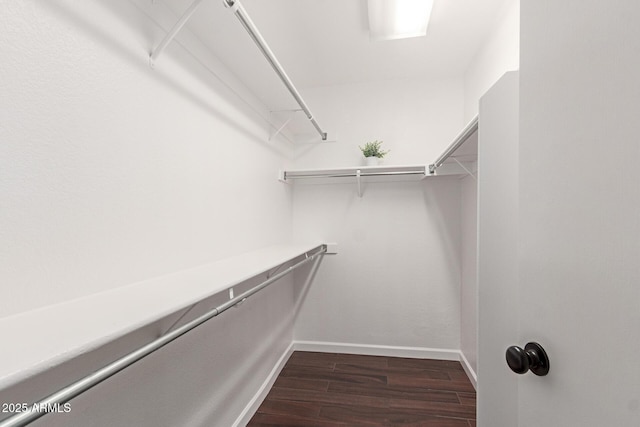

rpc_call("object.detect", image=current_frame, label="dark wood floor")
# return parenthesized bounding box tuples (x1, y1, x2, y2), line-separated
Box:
(248, 351, 476, 426)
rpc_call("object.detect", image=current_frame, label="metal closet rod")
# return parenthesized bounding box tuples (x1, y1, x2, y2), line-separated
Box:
(0, 245, 327, 427)
(429, 115, 479, 174)
(286, 170, 426, 180)
(224, 0, 327, 140)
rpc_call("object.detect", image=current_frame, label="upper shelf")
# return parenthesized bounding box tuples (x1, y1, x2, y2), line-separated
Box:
(149, 0, 329, 142)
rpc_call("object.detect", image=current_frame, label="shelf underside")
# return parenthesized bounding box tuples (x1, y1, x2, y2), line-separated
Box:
(283, 165, 429, 184)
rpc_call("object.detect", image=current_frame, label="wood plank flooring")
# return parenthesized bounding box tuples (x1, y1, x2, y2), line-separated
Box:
(248, 351, 476, 426)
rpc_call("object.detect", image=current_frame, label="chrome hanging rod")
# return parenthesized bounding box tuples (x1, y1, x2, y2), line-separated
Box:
(285, 170, 427, 180)
(0, 245, 326, 427)
(429, 114, 478, 174)
(224, 0, 328, 141)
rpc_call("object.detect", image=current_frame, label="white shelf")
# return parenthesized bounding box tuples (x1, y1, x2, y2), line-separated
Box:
(282, 164, 428, 182)
(0, 243, 324, 390)
(280, 165, 429, 197)
(280, 164, 429, 197)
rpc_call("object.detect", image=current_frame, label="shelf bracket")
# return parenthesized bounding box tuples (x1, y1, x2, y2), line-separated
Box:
(430, 114, 478, 174)
(356, 169, 363, 198)
(268, 110, 300, 141)
(270, 117, 293, 141)
(149, 0, 206, 68)
(159, 303, 198, 337)
(451, 157, 477, 180)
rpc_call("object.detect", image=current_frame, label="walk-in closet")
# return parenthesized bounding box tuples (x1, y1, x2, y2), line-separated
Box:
(2, 1, 639, 426)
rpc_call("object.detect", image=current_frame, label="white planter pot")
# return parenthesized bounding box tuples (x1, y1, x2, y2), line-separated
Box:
(365, 156, 380, 166)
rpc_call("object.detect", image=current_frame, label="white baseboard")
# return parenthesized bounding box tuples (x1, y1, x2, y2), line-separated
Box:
(234, 340, 475, 426)
(292, 340, 460, 361)
(232, 342, 295, 427)
(459, 351, 477, 390)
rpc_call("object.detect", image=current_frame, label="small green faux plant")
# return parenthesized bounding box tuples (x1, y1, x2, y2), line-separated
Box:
(359, 140, 389, 158)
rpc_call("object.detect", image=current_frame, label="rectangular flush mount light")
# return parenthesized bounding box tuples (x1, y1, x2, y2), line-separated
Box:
(368, 0, 433, 41)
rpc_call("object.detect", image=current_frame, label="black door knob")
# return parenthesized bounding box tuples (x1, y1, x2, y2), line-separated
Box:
(506, 342, 549, 376)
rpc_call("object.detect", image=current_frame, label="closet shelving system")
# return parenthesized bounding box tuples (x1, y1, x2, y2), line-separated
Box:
(280, 115, 479, 197)
(279, 165, 429, 197)
(0, 0, 333, 425)
(0, 0, 480, 422)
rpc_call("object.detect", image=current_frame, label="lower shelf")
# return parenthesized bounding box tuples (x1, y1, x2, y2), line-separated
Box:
(0, 242, 324, 390)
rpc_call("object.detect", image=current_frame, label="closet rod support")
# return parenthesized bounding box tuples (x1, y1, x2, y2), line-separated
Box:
(451, 157, 477, 181)
(430, 114, 478, 174)
(149, 0, 206, 67)
(268, 110, 299, 141)
(269, 116, 293, 141)
(160, 303, 198, 336)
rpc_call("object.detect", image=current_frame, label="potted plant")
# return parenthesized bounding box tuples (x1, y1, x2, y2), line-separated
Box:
(359, 140, 389, 166)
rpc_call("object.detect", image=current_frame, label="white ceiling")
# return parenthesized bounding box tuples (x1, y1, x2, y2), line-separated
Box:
(168, 0, 511, 119)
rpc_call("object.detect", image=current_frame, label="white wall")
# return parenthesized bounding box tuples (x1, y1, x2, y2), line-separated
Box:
(0, 0, 293, 317)
(476, 71, 519, 427)
(293, 179, 462, 353)
(463, 0, 520, 122)
(292, 78, 465, 168)
(291, 79, 465, 355)
(0, 1, 295, 425)
(460, 173, 478, 381)
(458, 0, 519, 384)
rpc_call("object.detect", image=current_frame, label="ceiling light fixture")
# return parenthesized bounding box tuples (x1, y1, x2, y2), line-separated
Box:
(367, 0, 433, 41)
